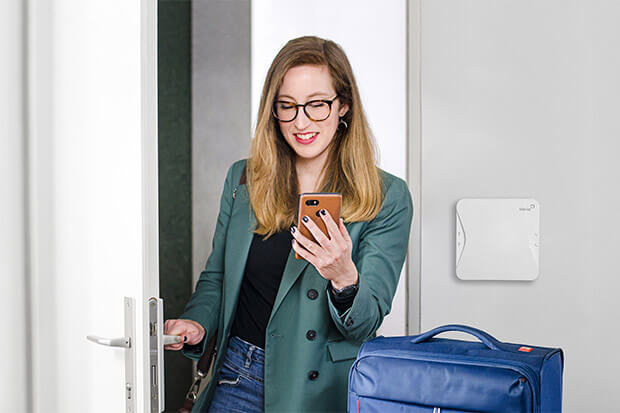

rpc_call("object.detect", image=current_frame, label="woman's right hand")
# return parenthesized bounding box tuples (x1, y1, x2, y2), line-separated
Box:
(163, 319, 206, 351)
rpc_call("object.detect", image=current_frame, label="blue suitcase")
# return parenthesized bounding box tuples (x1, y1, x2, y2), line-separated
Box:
(348, 324, 564, 413)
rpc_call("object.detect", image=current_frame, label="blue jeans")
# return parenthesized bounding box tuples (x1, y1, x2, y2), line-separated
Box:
(207, 336, 265, 413)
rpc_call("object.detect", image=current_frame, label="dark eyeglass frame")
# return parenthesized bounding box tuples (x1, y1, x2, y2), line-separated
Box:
(272, 94, 339, 122)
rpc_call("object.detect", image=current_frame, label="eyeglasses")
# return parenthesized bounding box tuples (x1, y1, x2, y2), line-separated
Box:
(272, 94, 339, 122)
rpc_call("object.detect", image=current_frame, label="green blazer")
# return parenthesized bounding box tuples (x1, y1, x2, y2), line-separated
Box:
(181, 159, 413, 412)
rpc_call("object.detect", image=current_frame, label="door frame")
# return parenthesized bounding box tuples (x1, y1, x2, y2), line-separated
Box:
(139, 0, 160, 407)
(407, 0, 422, 335)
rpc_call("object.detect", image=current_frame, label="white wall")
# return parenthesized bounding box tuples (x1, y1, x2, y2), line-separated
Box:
(252, 0, 409, 336)
(419, 0, 620, 410)
(192, 0, 251, 284)
(0, 1, 28, 411)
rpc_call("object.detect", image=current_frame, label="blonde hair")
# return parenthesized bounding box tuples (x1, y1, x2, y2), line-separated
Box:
(248, 35, 385, 238)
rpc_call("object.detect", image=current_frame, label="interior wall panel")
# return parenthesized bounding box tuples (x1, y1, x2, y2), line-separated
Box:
(419, 1, 620, 409)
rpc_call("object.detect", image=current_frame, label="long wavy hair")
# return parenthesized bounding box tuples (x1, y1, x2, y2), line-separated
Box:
(248, 35, 385, 238)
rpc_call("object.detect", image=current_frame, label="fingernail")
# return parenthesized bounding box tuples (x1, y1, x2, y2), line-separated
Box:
(320, 209, 326, 215)
(302, 216, 309, 223)
(291, 239, 295, 245)
(290, 226, 295, 233)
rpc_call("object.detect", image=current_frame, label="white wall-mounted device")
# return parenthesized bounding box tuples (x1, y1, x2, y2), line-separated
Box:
(456, 198, 540, 281)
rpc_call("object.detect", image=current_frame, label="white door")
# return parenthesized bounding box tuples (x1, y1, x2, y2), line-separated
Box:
(24, 1, 173, 412)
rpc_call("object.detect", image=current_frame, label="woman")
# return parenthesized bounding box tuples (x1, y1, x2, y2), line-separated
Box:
(164, 35, 413, 412)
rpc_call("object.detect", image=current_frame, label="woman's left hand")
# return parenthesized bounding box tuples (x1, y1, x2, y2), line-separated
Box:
(291, 209, 359, 290)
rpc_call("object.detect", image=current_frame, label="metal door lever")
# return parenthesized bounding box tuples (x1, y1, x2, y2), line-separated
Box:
(87, 335, 131, 348)
(85, 297, 136, 413)
(162, 335, 182, 346)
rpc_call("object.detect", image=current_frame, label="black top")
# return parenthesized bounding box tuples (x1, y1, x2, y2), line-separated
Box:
(230, 230, 292, 348)
(230, 229, 357, 349)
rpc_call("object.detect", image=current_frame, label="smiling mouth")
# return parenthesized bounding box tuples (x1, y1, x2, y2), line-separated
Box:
(294, 133, 319, 145)
(294, 132, 319, 140)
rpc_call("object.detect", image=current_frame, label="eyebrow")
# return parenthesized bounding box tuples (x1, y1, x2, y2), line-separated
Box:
(277, 91, 331, 100)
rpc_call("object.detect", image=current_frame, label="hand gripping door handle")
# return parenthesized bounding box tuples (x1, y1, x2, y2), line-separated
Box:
(410, 324, 503, 351)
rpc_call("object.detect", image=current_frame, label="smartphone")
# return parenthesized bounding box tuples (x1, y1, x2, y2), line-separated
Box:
(296, 192, 342, 260)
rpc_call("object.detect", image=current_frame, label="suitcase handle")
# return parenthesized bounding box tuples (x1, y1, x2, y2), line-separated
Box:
(411, 324, 502, 351)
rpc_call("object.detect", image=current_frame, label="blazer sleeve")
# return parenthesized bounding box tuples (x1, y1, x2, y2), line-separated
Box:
(180, 161, 237, 361)
(326, 177, 414, 342)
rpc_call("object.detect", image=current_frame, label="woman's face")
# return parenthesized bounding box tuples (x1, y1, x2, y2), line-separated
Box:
(275, 64, 349, 164)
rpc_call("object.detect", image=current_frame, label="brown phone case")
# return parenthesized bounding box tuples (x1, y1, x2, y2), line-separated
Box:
(296, 192, 342, 260)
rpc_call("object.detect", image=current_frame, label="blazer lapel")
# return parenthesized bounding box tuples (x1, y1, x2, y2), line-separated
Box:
(268, 247, 309, 325)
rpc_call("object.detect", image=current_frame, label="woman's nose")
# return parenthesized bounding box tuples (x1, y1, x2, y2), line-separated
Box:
(294, 108, 312, 129)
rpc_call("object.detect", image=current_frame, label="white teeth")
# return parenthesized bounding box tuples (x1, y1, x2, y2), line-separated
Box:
(296, 132, 318, 140)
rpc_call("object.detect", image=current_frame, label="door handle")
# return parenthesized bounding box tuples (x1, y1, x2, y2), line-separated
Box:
(85, 297, 136, 413)
(85, 297, 180, 413)
(163, 335, 182, 346)
(86, 335, 131, 348)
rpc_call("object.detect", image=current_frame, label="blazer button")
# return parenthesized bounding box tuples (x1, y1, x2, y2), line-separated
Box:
(307, 289, 318, 300)
(345, 318, 354, 327)
(306, 330, 317, 341)
(308, 370, 319, 381)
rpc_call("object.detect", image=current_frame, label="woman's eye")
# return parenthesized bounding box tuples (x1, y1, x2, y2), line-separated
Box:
(278, 103, 294, 109)
(309, 102, 325, 108)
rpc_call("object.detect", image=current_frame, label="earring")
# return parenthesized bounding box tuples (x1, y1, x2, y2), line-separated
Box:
(338, 118, 348, 130)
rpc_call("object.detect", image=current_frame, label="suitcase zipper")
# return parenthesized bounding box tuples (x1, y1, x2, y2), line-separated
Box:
(359, 350, 540, 413)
